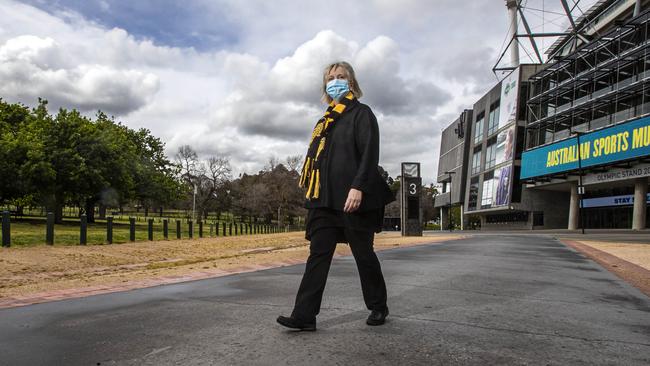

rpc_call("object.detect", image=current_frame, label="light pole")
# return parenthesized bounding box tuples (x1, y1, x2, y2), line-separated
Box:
(444, 171, 456, 231)
(575, 132, 585, 235)
(192, 184, 197, 223)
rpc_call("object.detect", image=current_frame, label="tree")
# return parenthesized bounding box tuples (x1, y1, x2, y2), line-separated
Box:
(0, 99, 181, 223)
(0, 99, 33, 209)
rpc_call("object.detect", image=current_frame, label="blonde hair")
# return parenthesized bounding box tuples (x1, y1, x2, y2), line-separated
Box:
(321, 61, 363, 103)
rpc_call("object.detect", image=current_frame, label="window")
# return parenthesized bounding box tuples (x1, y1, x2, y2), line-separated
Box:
(471, 150, 482, 175)
(474, 112, 485, 144)
(487, 102, 500, 135)
(481, 178, 494, 208)
(467, 177, 479, 211)
(485, 141, 497, 169)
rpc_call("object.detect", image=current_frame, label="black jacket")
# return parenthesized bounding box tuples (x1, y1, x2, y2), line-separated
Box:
(304, 101, 395, 212)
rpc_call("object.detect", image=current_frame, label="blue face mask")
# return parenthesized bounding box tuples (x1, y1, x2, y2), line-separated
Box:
(326, 78, 350, 101)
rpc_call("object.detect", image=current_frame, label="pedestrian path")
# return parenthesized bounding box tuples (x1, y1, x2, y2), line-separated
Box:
(0, 235, 648, 365)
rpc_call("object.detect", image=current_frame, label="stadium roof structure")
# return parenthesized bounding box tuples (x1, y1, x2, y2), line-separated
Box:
(492, 0, 640, 75)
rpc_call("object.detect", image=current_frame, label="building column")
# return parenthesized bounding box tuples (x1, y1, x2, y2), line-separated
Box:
(568, 182, 579, 230)
(440, 207, 449, 231)
(632, 177, 648, 230)
(460, 204, 464, 231)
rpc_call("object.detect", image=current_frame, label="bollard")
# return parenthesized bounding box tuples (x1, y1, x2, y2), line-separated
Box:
(199, 221, 203, 238)
(240, 223, 243, 236)
(229, 223, 232, 236)
(46, 212, 54, 245)
(107, 217, 113, 244)
(189, 220, 193, 239)
(148, 218, 154, 241)
(222, 222, 226, 236)
(129, 217, 136, 242)
(176, 220, 181, 239)
(80, 214, 87, 245)
(163, 219, 168, 240)
(1, 211, 10, 247)
(235, 223, 238, 235)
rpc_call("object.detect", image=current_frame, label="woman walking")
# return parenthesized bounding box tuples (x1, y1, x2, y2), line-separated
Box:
(277, 61, 395, 331)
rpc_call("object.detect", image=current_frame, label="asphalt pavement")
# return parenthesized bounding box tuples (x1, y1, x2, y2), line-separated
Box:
(1, 234, 649, 365)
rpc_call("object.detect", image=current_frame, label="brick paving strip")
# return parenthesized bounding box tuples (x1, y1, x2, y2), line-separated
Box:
(0, 234, 463, 309)
(561, 239, 650, 297)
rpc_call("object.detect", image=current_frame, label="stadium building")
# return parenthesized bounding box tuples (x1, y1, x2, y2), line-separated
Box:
(436, 0, 650, 230)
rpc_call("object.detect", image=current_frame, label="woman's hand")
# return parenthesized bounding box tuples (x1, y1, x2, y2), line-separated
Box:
(344, 188, 363, 213)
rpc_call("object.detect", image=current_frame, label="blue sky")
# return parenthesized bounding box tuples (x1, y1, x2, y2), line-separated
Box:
(22, 0, 241, 51)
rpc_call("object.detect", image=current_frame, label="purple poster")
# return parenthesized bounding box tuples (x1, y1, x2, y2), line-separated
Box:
(494, 165, 512, 206)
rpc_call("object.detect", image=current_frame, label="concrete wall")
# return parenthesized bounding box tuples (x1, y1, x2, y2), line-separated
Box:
(436, 110, 473, 206)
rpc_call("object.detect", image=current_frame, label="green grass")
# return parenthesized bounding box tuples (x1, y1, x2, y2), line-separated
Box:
(0, 217, 283, 247)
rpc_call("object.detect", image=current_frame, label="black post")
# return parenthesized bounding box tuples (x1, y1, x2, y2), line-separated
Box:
(199, 221, 203, 238)
(1, 211, 9, 247)
(148, 218, 154, 241)
(176, 220, 181, 239)
(80, 214, 87, 245)
(188, 220, 193, 239)
(235, 223, 238, 235)
(229, 223, 232, 236)
(240, 223, 243, 235)
(46, 212, 54, 245)
(163, 219, 168, 240)
(107, 216, 113, 244)
(129, 217, 136, 242)
(222, 222, 226, 236)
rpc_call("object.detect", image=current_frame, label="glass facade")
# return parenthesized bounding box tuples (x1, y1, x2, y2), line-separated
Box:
(485, 141, 497, 169)
(487, 102, 500, 136)
(467, 177, 479, 211)
(471, 150, 481, 175)
(474, 112, 484, 144)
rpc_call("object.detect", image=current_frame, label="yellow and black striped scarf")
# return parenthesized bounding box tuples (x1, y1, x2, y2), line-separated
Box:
(299, 92, 358, 199)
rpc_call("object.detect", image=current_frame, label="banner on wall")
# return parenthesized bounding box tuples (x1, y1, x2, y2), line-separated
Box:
(521, 115, 650, 179)
(495, 126, 515, 165)
(498, 68, 519, 130)
(583, 193, 650, 208)
(494, 165, 512, 206)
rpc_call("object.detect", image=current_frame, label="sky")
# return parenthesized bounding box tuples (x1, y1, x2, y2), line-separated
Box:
(0, 0, 597, 184)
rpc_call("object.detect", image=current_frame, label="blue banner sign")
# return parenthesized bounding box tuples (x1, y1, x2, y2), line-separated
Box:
(521, 115, 650, 179)
(583, 193, 650, 208)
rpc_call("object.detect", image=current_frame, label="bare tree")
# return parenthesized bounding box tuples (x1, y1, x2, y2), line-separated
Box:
(175, 145, 199, 186)
(285, 155, 303, 172)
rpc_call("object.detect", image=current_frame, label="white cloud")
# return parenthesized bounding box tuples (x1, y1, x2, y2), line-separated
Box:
(0, 35, 159, 115)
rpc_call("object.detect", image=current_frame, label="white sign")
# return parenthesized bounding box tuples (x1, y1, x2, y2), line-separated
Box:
(582, 163, 650, 185)
(498, 68, 519, 130)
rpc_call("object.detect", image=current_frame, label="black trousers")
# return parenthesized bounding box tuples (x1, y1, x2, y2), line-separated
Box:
(291, 227, 387, 322)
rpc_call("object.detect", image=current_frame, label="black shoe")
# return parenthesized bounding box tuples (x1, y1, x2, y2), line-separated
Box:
(366, 308, 389, 326)
(276, 315, 316, 331)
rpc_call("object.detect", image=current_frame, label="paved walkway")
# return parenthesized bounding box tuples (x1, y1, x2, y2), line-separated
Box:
(1, 235, 649, 365)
